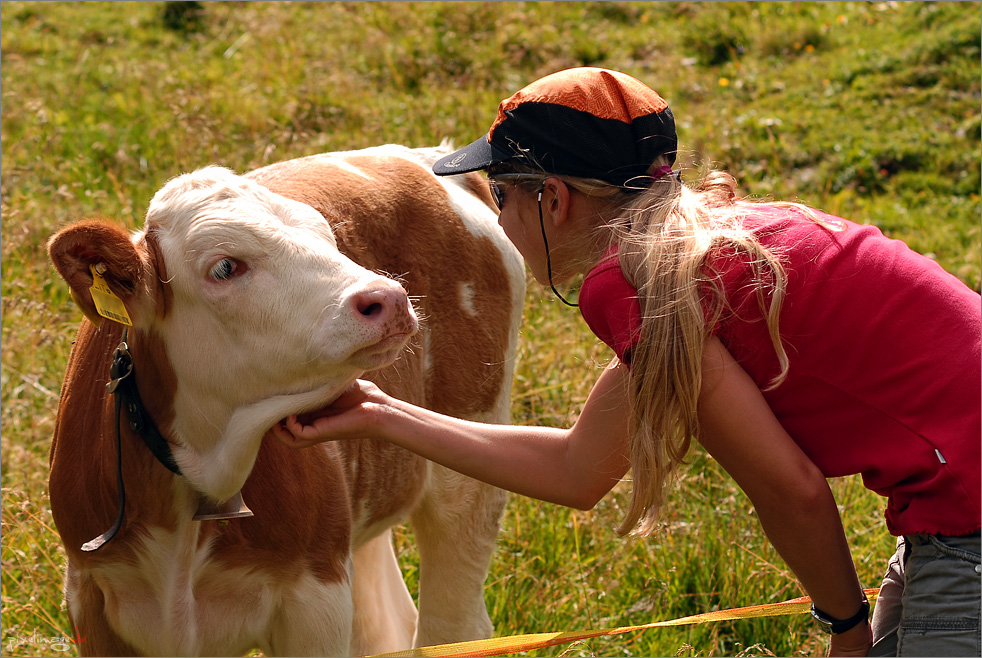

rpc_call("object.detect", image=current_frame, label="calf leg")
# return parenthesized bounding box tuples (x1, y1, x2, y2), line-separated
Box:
(410, 465, 506, 646)
(349, 529, 418, 656)
(65, 568, 139, 657)
(267, 572, 353, 657)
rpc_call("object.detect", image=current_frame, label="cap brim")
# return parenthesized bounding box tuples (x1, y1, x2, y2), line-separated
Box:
(432, 134, 512, 176)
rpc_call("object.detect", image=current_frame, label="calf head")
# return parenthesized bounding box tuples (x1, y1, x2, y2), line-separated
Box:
(48, 166, 418, 502)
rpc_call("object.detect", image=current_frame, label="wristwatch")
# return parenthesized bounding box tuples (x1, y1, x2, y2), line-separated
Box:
(810, 593, 870, 634)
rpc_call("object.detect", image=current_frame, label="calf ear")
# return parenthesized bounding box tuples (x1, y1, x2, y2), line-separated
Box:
(47, 219, 147, 326)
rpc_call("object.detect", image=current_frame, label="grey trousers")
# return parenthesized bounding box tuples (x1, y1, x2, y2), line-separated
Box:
(869, 533, 982, 657)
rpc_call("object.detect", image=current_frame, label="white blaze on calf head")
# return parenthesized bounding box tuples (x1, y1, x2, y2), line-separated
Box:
(133, 167, 418, 499)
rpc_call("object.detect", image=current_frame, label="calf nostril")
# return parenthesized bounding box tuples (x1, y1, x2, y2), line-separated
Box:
(359, 301, 383, 317)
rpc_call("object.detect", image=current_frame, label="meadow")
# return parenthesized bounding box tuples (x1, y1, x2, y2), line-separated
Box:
(2, 2, 979, 656)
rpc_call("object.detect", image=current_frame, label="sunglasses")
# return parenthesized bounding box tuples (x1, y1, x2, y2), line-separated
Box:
(488, 174, 545, 210)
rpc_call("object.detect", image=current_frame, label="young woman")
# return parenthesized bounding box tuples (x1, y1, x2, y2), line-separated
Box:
(267, 68, 981, 656)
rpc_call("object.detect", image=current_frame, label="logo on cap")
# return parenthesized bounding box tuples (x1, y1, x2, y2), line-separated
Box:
(445, 152, 468, 168)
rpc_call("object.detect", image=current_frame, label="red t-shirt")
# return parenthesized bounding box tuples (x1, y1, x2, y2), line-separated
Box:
(578, 206, 981, 536)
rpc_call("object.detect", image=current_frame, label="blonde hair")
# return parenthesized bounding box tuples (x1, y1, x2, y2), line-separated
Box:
(612, 162, 797, 536)
(493, 158, 827, 536)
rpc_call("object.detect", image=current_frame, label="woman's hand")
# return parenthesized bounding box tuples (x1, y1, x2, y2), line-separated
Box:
(265, 380, 387, 448)
(828, 620, 872, 656)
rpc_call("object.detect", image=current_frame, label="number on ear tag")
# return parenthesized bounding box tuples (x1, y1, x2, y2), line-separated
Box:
(88, 264, 132, 326)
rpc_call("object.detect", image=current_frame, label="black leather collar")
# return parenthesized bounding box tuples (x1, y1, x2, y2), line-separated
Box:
(107, 335, 182, 476)
(82, 331, 182, 552)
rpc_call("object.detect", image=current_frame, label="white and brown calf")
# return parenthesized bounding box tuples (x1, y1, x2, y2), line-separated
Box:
(47, 144, 526, 656)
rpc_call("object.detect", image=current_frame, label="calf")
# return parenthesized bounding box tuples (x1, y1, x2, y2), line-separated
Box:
(46, 144, 526, 656)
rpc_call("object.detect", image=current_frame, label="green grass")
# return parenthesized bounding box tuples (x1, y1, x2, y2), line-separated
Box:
(2, 2, 978, 656)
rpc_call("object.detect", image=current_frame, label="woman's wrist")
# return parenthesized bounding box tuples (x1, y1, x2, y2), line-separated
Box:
(827, 616, 873, 657)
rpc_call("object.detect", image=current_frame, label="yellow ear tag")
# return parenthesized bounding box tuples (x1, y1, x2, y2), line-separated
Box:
(88, 264, 132, 326)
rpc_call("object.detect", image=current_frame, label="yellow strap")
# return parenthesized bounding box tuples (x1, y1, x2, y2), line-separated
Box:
(376, 588, 880, 657)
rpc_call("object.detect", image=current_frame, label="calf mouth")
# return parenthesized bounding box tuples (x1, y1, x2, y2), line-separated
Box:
(350, 328, 415, 371)
(349, 303, 419, 368)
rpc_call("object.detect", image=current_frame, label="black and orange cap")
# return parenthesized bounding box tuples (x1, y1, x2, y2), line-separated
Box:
(433, 67, 677, 187)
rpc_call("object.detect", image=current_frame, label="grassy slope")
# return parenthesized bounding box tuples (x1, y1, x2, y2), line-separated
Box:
(1, 2, 978, 656)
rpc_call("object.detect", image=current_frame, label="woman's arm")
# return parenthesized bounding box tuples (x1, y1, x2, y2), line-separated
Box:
(267, 361, 632, 509)
(698, 337, 872, 656)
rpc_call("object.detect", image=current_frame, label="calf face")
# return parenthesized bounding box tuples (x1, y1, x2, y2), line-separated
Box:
(147, 168, 417, 374)
(49, 167, 418, 503)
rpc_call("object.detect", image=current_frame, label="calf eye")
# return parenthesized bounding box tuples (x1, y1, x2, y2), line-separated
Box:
(209, 258, 237, 281)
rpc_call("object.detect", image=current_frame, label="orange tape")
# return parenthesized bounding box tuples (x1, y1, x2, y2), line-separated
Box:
(375, 588, 880, 657)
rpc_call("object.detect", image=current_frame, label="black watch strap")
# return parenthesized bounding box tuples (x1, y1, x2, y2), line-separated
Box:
(810, 593, 870, 635)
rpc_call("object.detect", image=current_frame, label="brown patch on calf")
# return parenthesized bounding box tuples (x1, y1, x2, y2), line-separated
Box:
(49, 318, 130, 547)
(48, 319, 182, 563)
(212, 438, 352, 585)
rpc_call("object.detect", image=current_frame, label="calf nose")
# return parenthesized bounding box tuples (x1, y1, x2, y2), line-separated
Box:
(349, 284, 413, 330)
